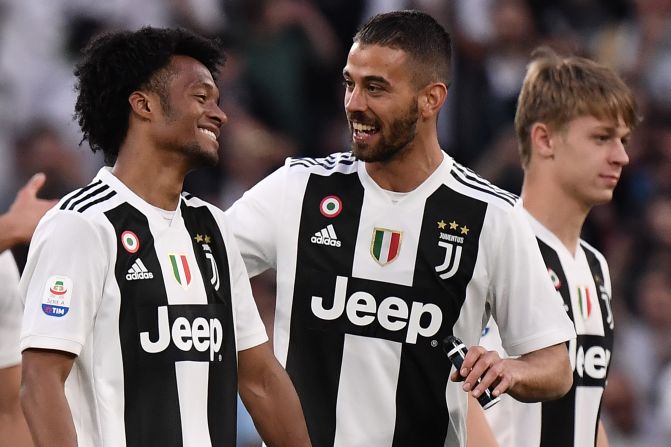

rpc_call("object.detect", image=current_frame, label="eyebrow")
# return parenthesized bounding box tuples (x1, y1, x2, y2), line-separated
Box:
(342, 70, 391, 87)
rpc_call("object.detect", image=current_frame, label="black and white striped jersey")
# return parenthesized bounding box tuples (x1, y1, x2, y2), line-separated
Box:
(0, 251, 21, 368)
(20, 167, 267, 447)
(481, 209, 614, 447)
(226, 151, 575, 447)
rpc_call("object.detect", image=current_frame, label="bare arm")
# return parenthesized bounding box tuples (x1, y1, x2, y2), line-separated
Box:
(596, 419, 609, 447)
(452, 343, 572, 402)
(466, 394, 498, 447)
(0, 365, 32, 447)
(238, 342, 311, 447)
(0, 174, 56, 252)
(20, 349, 76, 447)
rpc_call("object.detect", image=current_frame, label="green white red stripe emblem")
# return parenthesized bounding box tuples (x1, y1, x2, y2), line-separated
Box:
(577, 286, 592, 320)
(169, 254, 192, 289)
(371, 227, 402, 265)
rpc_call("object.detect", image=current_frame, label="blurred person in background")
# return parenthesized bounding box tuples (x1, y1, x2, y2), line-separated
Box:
(480, 47, 639, 446)
(0, 173, 55, 447)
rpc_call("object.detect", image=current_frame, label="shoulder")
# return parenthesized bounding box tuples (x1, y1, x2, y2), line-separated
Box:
(446, 160, 519, 211)
(286, 152, 359, 176)
(56, 177, 120, 216)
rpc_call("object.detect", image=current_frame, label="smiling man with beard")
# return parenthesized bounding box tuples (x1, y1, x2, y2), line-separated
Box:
(226, 10, 576, 447)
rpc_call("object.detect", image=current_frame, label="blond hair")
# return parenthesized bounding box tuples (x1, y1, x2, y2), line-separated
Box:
(515, 47, 639, 168)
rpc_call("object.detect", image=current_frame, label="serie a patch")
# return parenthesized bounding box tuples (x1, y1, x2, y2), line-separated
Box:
(42, 275, 73, 317)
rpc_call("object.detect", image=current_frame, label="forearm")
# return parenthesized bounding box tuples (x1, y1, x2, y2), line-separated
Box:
(505, 343, 572, 402)
(240, 366, 311, 447)
(21, 350, 77, 447)
(597, 419, 609, 447)
(21, 379, 76, 446)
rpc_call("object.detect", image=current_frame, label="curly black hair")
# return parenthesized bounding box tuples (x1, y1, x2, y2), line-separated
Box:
(74, 27, 225, 165)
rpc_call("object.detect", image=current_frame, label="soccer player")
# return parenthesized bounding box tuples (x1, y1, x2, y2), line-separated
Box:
(19, 27, 310, 447)
(0, 173, 54, 447)
(480, 47, 638, 446)
(225, 10, 576, 447)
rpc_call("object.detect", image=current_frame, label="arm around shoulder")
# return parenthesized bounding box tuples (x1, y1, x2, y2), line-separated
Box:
(238, 342, 311, 446)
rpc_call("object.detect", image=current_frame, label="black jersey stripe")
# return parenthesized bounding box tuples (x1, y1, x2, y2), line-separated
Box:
(105, 203, 183, 446)
(289, 154, 357, 169)
(181, 201, 238, 446)
(449, 168, 516, 207)
(60, 179, 103, 210)
(66, 184, 111, 211)
(287, 171, 365, 446)
(392, 185, 488, 446)
(76, 191, 117, 213)
(453, 163, 519, 202)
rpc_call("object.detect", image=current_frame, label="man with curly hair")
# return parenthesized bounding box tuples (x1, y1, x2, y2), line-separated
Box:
(19, 27, 310, 447)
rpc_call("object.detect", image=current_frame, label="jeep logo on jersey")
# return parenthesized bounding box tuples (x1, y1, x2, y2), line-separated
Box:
(140, 306, 223, 361)
(568, 338, 611, 382)
(311, 276, 442, 344)
(371, 228, 401, 265)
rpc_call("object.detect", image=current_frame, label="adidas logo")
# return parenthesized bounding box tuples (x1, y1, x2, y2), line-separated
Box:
(311, 224, 341, 247)
(126, 258, 154, 281)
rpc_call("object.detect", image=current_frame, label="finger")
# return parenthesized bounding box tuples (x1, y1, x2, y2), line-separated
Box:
(491, 375, 511, 397)
(471, 366, 502, 398)
(463, 352, 498, 392)
(450, 369, 464, 382)
(460, 346, 485, 372)
(23, 172, 47, 195)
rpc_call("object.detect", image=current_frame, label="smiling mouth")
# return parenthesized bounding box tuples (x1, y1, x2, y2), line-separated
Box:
(198, 128, 217, 141)
(351, 121, 379, 140)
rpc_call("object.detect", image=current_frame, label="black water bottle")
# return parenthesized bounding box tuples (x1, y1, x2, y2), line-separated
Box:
(442, 335, 501, 409)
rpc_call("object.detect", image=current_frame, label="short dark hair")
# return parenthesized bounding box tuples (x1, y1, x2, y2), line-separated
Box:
(353, 10, 451, 87)
(74, 26, 225, 164)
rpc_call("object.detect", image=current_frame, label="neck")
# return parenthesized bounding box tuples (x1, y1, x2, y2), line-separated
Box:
(112, 142, 189, 210)
(365, 133, 443, 192)
(521, 173, 591, 256)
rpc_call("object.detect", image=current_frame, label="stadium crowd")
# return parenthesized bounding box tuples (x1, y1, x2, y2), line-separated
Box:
(1, 0, 670, 445)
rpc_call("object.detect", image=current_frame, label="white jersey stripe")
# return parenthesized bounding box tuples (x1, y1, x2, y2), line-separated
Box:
(334, 335, 401, 447)
(575, 387, 603, 445)
(175, 361, 212, 447)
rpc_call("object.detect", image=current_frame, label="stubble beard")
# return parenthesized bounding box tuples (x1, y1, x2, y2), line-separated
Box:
(351, 100, 419, 163)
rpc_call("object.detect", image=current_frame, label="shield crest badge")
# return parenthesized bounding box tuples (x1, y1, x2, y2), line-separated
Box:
(371, 227, 402, 265)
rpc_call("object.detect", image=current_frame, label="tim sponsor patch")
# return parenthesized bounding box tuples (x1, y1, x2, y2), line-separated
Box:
(42, 276, 73, 317)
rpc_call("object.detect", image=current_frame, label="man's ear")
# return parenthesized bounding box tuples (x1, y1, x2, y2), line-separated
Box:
(529, 122, 555, 160)
(128, 91, 156, 120)
(420, 82, 448, 119)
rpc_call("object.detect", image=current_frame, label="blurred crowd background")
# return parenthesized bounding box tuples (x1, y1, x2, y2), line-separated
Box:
(1, 0, 670, 446)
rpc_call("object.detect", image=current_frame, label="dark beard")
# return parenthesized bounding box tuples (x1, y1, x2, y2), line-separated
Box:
(351, 100, 419, 162)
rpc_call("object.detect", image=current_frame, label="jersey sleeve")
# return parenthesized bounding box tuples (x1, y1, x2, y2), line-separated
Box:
(488, 205, 575, 356)
(215, 210, 269, 351)
(0, 251, 21, 368)
(19, 211, 108, 356)
(224, 165, 287, 277)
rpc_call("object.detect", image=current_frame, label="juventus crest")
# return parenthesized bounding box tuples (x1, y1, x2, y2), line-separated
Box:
(434, 219, 469, 279)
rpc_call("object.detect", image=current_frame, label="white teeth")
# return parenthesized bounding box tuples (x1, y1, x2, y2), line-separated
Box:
(353, 122, 376, 132)
(199, 128, 217, 140)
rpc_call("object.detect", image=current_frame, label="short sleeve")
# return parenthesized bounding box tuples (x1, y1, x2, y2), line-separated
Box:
(489, 205, 575, 356)
(0, 251, 21, 368)
(20, 211, 108, 355)
(215, 210, 268, 351)
(224, 165, 287, 277)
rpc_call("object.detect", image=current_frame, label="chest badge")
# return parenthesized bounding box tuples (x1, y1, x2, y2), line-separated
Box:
(169, 254, 192, 290)
(371, 227, 402, 265)
(577, 285, 593, 320)
(435, 219, 466, 279)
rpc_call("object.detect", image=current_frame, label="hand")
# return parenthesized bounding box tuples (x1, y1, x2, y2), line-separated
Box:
(2, 173, 57, 246)
(450, 345, 514, 399)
